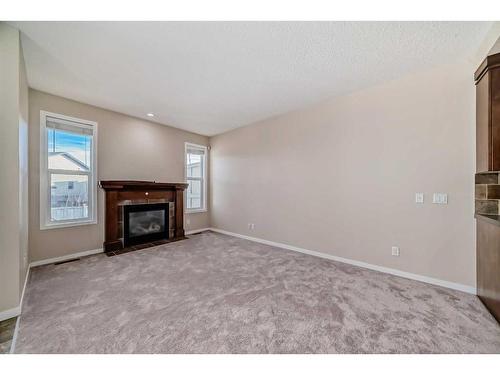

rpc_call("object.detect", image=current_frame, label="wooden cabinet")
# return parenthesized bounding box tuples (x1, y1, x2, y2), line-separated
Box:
(475, 53, 500, 172)
(476, 216, 500, 322)
(475, 53, 500, 323)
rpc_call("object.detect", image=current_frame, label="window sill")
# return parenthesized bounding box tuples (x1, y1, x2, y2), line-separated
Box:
(186, 209, 208, 214)
(40, 219, 97, 231)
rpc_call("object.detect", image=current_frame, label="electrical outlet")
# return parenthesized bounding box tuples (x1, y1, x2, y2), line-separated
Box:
(391, 246, 400, 256)
(432, 193, 448, 204)
(415, 193, 424, 203)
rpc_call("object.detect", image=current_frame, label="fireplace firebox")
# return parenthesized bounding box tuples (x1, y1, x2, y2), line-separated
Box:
(123, 203, 169, 247)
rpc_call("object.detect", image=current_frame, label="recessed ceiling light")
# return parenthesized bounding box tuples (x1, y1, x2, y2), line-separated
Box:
(147, 113, 155, 117)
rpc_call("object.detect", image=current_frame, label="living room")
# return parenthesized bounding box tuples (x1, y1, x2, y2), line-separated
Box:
(1, 0, 500, 371)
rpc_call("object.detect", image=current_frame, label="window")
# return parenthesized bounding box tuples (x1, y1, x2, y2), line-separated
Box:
(40, 111, 97, 229)
(185, 143, 207, 213)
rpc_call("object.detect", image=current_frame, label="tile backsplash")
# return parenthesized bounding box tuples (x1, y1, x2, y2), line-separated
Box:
(475, 172, 500, 215)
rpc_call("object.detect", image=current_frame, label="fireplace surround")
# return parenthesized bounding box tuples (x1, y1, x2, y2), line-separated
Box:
(100, 180, 188, 253)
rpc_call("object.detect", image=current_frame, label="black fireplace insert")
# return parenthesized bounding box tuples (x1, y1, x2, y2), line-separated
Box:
(123, 203, 169, 247)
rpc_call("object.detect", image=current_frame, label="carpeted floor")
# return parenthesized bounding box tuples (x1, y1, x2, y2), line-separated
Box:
(14, 231, 500, 353)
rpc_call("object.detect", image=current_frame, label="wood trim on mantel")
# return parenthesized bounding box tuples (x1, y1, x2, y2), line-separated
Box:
(474, 53, 500, 83)
(99, 180, 188, 190)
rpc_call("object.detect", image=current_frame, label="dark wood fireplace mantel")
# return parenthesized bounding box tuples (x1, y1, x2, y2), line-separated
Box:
(100, 180, 189, 191)
(100, 180, 188, 253)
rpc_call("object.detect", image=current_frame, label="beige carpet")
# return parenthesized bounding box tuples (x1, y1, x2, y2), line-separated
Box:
(14, 231, 500, 353)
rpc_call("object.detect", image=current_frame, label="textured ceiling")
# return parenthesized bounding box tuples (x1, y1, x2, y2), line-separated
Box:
(12, 21, 493, 136)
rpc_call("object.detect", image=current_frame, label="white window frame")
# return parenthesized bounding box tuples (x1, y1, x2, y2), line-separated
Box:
(39, 110, 98, 230)
(184, 142, 208, 213)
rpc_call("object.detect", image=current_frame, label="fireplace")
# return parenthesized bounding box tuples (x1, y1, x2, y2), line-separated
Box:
(123, 203, 170, 247)
(100, 180, 188, 254)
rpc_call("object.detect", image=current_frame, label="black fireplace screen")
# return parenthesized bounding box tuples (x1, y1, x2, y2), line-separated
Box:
(123, 203, 169, 246)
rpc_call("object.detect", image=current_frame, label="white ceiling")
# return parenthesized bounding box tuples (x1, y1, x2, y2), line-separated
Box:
(12, 21, 493, 136)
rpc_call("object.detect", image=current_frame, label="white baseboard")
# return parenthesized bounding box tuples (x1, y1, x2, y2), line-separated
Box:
(20, 266, 30, 310)
(208, 228, 477, 295)
(7, 266, 31, 353)
(0, 265, 31, 323)
(29, 247, 104, 268)
(0, 306, 21, 322)
(9, 312, 21, 354)
(186, 228, 211, 235)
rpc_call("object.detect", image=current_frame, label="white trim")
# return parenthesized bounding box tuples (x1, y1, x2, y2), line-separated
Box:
(20, 267, 30, 310)
(186, 208, 208, 214)
(185, 228, 211, 235)
(29, 248, 103, 268)
(39, 110, 98, 230)
(208, 228, 477, 295)
(9, 312, 21, 354)
(0, 306, 21, 322)
(184, 142, 208, 213)
(0, 266, 30, 324)
(9, 267, 30, 354)
(40, 219, 98, 230)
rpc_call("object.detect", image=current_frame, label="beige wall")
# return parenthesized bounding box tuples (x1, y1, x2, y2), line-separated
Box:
(29, 90, 210, 262)
(210, 60, 476, 287)
(0, 23, 27, 315)
(488, 36, 500, 55)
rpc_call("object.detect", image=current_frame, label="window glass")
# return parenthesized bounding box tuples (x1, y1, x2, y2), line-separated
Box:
(187, 179, 202, 209)
(186, 153, 202, 178)
(47, 128, 92, 170)
(50, 174, 89, 221)
(185, 144, 206, 212)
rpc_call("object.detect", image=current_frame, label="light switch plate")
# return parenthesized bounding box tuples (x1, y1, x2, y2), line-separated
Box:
(415, 193, 424, 203)
(432, 193, 448, 204)
(391, 246, 400, 256)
